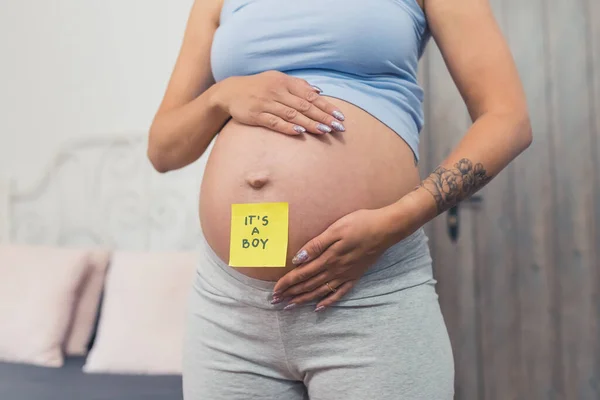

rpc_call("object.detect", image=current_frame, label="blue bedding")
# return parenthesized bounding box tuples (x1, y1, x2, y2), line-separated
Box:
(0, 357, 182, 400)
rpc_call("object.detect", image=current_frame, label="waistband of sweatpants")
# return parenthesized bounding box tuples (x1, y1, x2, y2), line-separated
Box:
(195, 227, 434, 309)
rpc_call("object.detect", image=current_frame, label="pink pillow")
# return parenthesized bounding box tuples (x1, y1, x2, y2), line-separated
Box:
(63, 249, 111, 355)
(0, 245, 92, 367)
(83, 251, 197, 375)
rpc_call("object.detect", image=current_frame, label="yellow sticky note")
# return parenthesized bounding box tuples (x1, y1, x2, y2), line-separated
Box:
(229, 202, 289, 267)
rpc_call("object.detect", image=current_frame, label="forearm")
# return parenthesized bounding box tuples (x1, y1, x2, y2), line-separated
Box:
(148, 82, 230, 173)
(381, 111, 532, 242)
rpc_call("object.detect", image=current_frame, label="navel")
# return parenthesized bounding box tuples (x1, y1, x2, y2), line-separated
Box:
(245, 172, 270, 189)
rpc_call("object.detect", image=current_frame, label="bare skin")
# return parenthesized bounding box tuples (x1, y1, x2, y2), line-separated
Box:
(149, 0, 532, 310)
(200, 96, 419, 280)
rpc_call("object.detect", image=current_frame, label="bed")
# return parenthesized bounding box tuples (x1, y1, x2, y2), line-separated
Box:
(0, 357, 182, 400)
(0, 134, 207, 250)
(0, 134, 209, 400)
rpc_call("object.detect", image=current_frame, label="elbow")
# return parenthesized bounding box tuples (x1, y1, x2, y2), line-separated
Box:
(147, 127, 173, 174)
(147, 147, 170, 173)
(496, 108, 532, 153)
(517, 111, 533, 151)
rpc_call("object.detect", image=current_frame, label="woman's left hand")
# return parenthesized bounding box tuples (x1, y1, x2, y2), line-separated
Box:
(272, 208, 402, 312)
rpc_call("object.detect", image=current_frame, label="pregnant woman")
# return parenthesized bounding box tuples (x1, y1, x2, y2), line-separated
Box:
(149, 0, 531, 398)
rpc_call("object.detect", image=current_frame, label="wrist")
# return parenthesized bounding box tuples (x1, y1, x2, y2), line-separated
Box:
(377, 187, 438, 244)
(403, 186, 439, 224)
(208, 78, 233, 115)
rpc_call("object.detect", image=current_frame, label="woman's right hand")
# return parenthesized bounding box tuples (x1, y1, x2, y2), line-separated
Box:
(214, 70, 346, 135)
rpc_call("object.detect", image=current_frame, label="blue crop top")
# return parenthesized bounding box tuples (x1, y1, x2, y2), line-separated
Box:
(211, 0, 430, 160)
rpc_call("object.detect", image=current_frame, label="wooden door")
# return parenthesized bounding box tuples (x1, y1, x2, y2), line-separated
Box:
(417, 1, 600, 399)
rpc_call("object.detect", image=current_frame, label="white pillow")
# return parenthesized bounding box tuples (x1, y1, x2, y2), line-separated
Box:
(63, 249, 111, 355)
(83, 251, 197, 375)
(0, 244, 92, 367)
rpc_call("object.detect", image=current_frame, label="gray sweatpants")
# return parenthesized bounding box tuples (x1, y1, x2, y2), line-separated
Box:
(183, 228, 454, 400)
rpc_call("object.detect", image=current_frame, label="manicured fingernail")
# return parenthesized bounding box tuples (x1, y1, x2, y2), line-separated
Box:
(283, 303, 297, 311)
(293, 125, 306, 134)
(271, 297, 284, 305)
(311, 85, 323, 94)
(273, 290, 281, 296)
(317, 124, 332, 134)
(314, 306, 326, 312)
(292, 249, 309, 264)
(332, 110, 345, 121)
(331, 121, 345, 132)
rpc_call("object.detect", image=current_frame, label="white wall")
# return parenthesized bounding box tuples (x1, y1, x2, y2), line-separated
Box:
(0, 0, 194, 187)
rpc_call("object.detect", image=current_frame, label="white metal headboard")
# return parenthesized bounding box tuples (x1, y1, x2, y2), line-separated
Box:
(0, 134, 209, 251)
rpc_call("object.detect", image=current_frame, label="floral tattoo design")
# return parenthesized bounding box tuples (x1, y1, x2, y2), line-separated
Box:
(420, 158, 493, 214)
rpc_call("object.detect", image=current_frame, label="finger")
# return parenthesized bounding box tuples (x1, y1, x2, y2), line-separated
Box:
(291, 230, 340, 266)
(273, 256, 329, 298)
(285, 278, 347, 308)
(286, 77, 323, 102)
(263, 101, 322, 135)
(276, 100, 331, 135)
(278, 93, 344, 134)
(311, 96, 346, 124)
(255, 112, 305, 135)
(273, 233, 340, 296)
(315, 280, 356, 311)
(285, 80, 346, 129)
(278, 270, 334, 299)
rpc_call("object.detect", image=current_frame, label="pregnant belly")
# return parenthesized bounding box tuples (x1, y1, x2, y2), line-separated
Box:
(199, 97, 420, 281)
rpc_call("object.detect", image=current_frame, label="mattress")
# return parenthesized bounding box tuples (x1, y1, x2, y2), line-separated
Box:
(0, 357, 182, 400)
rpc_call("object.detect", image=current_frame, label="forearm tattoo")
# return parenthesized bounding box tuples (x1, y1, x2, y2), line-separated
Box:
(419, 158, 493, 214)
